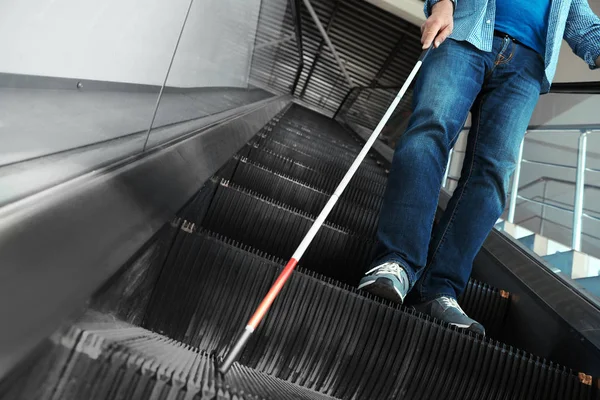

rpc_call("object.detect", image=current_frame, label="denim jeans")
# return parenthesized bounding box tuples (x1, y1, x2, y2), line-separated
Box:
(371, 37, 545, 303)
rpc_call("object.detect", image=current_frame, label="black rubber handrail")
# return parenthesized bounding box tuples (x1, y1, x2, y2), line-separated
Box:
(289, 0, 305, 94)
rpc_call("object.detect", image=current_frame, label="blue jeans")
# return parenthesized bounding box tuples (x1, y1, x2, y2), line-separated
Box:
(371, 37, 545, 303)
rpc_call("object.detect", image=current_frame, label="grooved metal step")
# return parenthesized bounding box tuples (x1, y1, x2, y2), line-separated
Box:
(258, 129, 387, 179)
(238, 149, 383, 211)
(142, 229, 588, 400)
(229, 157, 380, 237)
(257, 123, 378, 166)
(10, 316, 338, 400)
(266, 125, 362, 155)
(199, 179, 374, 284)
(278, 108, 362, 145)
(243, 146, 386, 200)
(253, 134, 385, 176)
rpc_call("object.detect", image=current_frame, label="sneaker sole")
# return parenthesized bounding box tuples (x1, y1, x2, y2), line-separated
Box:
(449, 322, 486, 336)
(358, 277, 405, 304)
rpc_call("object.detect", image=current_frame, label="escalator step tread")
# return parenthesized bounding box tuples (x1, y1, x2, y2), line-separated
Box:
(20, 315, 338, 400)
(181, 177, 508, 332)
(142, 228, 592, 400)
(268, 124, 362, 153)
(254, 134, 385, 176)
(260, 125, 374, 164)
(244, 146, 386, 201)
(198, 179, 375, 284)
(229, 157, 379, 237)
(234, 152, 384, 211)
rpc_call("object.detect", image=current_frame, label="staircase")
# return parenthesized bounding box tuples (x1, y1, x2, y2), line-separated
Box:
(2, 105, 595, 399)
(496, 220, 600, 301)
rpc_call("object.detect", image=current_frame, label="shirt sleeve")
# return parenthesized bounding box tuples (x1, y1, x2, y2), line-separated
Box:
(424, 0, 456, 18)
(564, 0, 600, 70)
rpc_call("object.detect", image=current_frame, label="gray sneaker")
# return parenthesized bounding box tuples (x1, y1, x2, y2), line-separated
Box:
(358, 262, 410, 304)
(413, 296, 485, 336)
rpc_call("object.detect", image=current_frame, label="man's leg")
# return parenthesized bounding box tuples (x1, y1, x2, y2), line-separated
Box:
(413, 40, 545, 305)
(359, 39, 485, 301)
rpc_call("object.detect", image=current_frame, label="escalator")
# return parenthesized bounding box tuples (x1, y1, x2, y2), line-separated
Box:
(1, 104, 597, 399)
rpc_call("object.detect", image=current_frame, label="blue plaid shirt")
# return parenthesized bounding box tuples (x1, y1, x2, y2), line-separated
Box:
(426, 0, 600, 92)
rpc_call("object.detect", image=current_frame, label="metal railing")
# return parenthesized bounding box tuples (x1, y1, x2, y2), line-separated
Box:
(444, 128, 600, 252)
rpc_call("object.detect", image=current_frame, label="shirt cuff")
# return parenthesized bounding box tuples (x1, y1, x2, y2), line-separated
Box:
(586, 48, 600, 70)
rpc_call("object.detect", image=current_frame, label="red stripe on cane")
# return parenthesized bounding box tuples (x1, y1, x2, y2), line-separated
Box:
(248, 258, 299, 330)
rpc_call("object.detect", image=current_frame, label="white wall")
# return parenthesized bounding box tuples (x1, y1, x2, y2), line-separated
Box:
(165, 0, 262, 88)
(0, 0, 262, 88)
(366, 0, 426, 26)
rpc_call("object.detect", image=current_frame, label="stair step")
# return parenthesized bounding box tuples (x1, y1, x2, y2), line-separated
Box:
(235, 153, 383, 211)
(14, 314, 337, 400)
(458, 280, 509, 336)
(254, 134, 384, 176)
(248, 140, 387, 194)
(257, 130, 386, 179)
(197, 179, 374, 284)
(229, 158, 380, 237)
(143, 229, 589, 400)
(243, 146, 386, 200)
(269, 124, 361, 154)
(257, 127, 376, 167)
(279, 119, 362, 147)
(267, 122, 361, 151)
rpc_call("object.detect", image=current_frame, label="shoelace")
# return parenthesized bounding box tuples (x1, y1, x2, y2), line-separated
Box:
(440, 296, 466, 315)
(365, 263, 405, 279)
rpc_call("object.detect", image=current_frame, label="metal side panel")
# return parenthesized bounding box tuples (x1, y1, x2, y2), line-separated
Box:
(0, 95, 292, 379)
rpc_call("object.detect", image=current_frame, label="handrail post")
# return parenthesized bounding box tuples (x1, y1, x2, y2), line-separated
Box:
(508, 136, 525, 223)
(442, 148, 453, 189)
(540, 180, 548, 235)
(572, 131, 589, 251)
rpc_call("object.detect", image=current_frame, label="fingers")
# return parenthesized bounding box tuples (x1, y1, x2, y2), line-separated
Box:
(421, 20, 442, 49)
(421, 2, 454, 50)
(434, 25, 453, 48)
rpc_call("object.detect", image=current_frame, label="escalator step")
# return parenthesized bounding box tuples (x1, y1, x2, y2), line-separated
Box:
(229, 157, 379, 237)
(280, 106, 354, 142)
(266, 125, 361, 155)
(254, 134, 384, 177)
(278, 119, 360, 146)
(458, 280, 510, 337)
(143, 229, 592, 400)
(254, 133, 386, 179)
(198, 179, 375, 284)
(257, 128, 379, 167)
(248, 141, 387, 195)
(181, 176, 509, 332)
(258, 128, 365, 166)
(234, 151, 383, 211)
(244, 146, 386, 201)
(277, 112, 355, 140)
(22, 316, 337, 400)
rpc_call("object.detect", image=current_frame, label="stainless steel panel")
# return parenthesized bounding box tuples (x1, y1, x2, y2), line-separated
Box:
(0, 95, 291, 378)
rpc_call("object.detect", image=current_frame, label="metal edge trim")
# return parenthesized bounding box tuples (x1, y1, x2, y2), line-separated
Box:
(0, 95, 292, 379)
